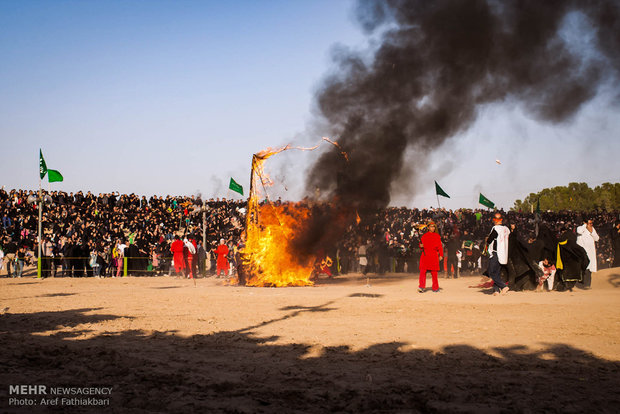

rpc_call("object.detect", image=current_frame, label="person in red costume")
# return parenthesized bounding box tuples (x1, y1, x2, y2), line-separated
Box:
(215, 238, 229, 278)
(183, 237, 197, 279)
(418, 221, 443, 293)
(170, 235, 185, 276)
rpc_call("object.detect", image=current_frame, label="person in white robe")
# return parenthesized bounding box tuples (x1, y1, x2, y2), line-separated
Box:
(576, 218, 599, 289)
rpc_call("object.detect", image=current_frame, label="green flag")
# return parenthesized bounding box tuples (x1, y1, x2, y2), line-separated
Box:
(229, 177, 244, 195)
(39, 149, 48, 179)
(434, 181, 450, 198)
(479, 193, 495, 209)
(48, 169, 63, 183)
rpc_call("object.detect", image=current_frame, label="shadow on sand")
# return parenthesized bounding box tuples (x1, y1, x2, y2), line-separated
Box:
(315, 272, 414, 287)
(607, 273, 620, 288)
(37, 293, 76, 298)
(1, 308, 619, 413)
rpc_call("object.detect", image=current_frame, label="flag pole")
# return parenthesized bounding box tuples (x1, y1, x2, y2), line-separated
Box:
(202, 207, 207, 250)
(37, 177, 42, 278)
(436, 194, 441, 210)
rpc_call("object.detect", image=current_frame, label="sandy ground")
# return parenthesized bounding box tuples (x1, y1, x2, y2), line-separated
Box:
(1, 267, 619, 413)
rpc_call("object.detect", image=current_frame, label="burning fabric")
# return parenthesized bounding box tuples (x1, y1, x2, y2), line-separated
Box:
(237, 142, 355, 287)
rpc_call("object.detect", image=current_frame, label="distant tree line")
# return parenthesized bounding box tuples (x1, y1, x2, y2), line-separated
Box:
(512, 182, 620, 212)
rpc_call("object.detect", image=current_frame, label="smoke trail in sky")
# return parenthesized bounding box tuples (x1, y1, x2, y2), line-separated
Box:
(306, 0, 620, 208)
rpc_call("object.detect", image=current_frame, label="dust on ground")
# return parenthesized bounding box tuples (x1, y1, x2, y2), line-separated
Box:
(1, 268, 619, 413)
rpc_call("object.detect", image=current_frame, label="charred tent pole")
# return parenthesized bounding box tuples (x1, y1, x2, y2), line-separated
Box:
(246, 154, 261, 230)
(238, 153, 262, 285)
(240, 151, 277, 285)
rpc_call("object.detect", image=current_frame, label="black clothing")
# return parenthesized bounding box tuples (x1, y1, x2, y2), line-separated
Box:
(612, 226, 620, 268)
(506, 229, 540, 291)
(529, 224, 557, 263)
(556, 231, 589, 291)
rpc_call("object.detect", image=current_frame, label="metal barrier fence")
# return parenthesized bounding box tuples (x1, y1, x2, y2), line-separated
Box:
(30, 256, 210, 278)
(33, 256, 131, 278)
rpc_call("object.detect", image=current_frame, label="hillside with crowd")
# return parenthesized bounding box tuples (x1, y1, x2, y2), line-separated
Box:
(1, 188, 618, 279)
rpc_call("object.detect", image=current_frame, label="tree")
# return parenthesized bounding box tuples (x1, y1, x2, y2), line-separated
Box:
(511, 182, 620, 212)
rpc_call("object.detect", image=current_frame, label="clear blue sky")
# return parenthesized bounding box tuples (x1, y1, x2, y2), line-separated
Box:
(1, 1, 618, 210)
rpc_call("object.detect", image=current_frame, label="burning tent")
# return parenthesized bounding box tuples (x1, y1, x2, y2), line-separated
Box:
(237, 144, 356, 287)
(238, 147, 316, 287)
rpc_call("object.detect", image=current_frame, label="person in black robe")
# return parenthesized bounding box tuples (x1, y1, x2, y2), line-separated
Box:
(612, 221, 620, 268)
(505, 222, 542, 291)
(555, 228, 590, 292)
(70, 238, 86, 277)
(529, 224, 558, 264)
(126, 243, 144, 276)
(136, 239, 149, 276)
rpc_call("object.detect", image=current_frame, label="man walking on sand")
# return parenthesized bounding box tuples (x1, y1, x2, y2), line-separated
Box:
(418, 221, 443, 293)
(486, 212, 510, 296)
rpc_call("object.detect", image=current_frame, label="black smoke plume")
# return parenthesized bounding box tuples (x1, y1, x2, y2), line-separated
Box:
(306, 0, 620, 208)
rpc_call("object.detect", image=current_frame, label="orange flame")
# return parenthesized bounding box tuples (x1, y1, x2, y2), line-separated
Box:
(239, 138, 351, 287)
(243, 202, 315, 286)
(241, 147, 316, 286)
(322, 137, 349, 161)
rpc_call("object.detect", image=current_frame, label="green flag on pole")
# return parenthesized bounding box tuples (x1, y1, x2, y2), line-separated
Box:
(48, 169, 63, 183)
(434, 181, 450, 198)
(39, 149, 48, 179)
(479, 193, 495, 209)
(229, 178, 244, 195)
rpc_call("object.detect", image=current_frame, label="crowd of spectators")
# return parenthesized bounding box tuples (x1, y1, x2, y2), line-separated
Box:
(0, 188, 245, 277)
(334, 207, 619, 276)
(0, 187, 618, 278)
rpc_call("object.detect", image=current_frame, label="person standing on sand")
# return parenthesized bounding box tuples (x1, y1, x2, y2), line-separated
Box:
(41, 236, 54, 278)
(114, 240, 127, 277)
(358, 240, 368, 275)
(214, 238, 229, 278)
(196, 240, 207, 277)
(15, 245, 26, 278)
(3, 238, 17, 277)
(556, 226, 589, 292)
(446, 230, 460, 278)
(612, 221, 620, 268)
(576, 217, 598, 289)
(170, 235, 185, 277)
(183, 237, 196, 279)
(485, 213, 510, 296)
(418, 221, 443, 293)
